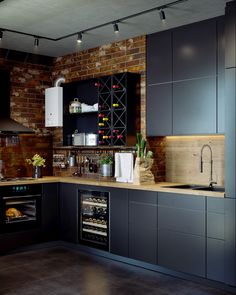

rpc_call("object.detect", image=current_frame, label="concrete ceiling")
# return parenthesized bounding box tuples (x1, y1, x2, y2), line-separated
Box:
(0, 0, 228, 57)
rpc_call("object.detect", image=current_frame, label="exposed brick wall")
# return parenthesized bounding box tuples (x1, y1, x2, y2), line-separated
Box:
(52, 36, 147, 144)
(0, 59, 53, 177)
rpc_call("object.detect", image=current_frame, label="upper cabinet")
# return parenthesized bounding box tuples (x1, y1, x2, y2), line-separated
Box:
(62, 72, 140, 146)
(147, 17, 225, 136)
(173, 20, 216, 80)
(147, 31, 172, 85)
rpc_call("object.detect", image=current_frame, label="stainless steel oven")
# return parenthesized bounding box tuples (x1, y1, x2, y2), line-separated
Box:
(0, 184, 42, 233)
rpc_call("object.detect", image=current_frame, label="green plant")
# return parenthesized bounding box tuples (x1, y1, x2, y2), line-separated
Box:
(136, 133, 153, 159)
(26, 154, 46, 167)
(100, 154, 113, 165)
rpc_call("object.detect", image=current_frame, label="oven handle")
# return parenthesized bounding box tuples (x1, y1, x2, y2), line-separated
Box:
(3, 194, 41, 200)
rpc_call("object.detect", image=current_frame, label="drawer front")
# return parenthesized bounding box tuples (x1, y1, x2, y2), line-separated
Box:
(158, 192, 205, 211)
(158, 206, 205, 236)
(128, 190, 157, 204)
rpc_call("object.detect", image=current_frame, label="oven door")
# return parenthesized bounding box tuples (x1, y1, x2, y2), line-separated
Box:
(0, 194, 41, 233)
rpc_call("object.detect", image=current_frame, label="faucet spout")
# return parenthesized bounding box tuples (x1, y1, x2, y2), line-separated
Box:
(200, 144, 213, 182)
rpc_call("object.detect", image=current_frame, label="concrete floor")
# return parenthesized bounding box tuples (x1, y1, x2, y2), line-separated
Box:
(0, 247, 235, 295)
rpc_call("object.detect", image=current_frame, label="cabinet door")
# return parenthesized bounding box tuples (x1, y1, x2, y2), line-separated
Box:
(225, 1, 236, 68)
(110, 187, 129, 257)
(41, 183, 59, 241)
(128, 190, 157, 264)
(147, 83, 172, 136)
(158, 192, 205, 277)
(173, 77, 216, 134)
(173, 20, 216, 80)
(60, 183, 78, 243)
(147, 31, 172, 85)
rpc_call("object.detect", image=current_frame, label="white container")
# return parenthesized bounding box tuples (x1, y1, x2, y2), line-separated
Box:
(85, 133, 98, 146)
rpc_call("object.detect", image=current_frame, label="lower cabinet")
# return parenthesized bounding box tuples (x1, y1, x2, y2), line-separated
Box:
(128, 189, 158, 264)
(207, 197, 225, 283)
(41, 183, 59, 241)
(60, 183, 78, 243)
(110, 187, 129, 257)
(158, 192, 206, 277)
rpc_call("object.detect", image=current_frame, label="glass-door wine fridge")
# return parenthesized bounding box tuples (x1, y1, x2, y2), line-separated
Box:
(79, 189, 109, 251)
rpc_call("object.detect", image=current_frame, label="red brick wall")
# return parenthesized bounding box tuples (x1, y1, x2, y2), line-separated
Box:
(0, 59, 53, 177)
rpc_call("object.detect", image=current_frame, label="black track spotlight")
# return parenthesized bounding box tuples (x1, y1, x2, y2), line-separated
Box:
(113, 23, 119, 33)
(77, 32, 83, 43)
(159, 9, 166, 21)
(34, 37, 39, 47)
(0, 30, 3, 40)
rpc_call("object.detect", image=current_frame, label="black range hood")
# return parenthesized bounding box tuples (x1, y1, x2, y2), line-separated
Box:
(0, 69, 34, 135)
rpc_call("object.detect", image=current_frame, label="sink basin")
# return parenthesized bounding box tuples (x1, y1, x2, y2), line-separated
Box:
(194, 186, 225, 192)
(163, 184, 225, 192)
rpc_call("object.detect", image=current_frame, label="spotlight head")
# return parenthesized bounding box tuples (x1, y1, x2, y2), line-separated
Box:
(77, 32, 83, 43)
(113, 23, 119, 33)
(159, 9, 166, 21)
(34, 37, 39, 47)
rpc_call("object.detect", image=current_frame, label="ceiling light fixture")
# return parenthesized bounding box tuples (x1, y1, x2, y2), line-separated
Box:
(77, 32, 83, 43)
(0, 0, 187, 44)
(159, 9, 166, 21)
(34, 37, 39, 47)
(113, 23, 119, 33)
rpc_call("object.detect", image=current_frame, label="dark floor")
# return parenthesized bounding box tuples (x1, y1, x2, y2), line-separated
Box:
(0, 247, 235, 295)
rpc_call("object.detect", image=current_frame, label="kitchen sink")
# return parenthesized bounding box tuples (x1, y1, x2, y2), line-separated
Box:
(163, 184, 225, 192)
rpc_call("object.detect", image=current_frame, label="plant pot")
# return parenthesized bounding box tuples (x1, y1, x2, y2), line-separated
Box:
(32, 166, 42, 178)
(101, 164, 112, 177)
(133, 157, 155, 185)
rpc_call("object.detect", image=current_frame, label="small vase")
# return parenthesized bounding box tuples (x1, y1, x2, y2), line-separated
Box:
(32, 166, 42, 178)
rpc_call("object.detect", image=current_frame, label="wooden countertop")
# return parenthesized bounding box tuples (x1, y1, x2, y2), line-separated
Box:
(0, 176, 225, 198)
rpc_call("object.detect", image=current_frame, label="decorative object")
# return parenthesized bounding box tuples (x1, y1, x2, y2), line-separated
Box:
(26, 154, 46, 178)
(133, 133, 155, 185)
(100, 154, 113, 177)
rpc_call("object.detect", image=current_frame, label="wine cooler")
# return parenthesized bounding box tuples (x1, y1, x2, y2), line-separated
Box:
(79, 189, 109, 251)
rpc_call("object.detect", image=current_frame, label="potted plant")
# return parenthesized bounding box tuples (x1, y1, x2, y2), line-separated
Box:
(100, 154, 113, 177)
(133, 133, 155, 184)
(26, 154, 46, 178)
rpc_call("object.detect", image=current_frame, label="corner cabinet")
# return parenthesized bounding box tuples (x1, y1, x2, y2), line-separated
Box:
(62, 72, 140, 146)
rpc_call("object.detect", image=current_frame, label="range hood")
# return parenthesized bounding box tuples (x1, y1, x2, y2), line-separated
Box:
(0, 69, 34, 135)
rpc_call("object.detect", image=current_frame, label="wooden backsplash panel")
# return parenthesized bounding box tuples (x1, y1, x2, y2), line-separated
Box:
(165, 135, 225, 186)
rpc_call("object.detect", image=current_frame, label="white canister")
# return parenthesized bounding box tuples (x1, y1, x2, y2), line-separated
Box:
(85, 133, 98, 146)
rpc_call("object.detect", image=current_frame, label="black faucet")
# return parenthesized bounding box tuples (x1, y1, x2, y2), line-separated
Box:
(200, 144, 213, 182)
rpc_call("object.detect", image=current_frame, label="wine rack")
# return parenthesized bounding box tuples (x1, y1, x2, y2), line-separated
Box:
(79, 190, 109, 250)
(97, 72, 140, 146)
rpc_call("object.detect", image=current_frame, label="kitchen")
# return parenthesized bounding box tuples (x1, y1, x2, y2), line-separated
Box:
(0, 0, 235, 294)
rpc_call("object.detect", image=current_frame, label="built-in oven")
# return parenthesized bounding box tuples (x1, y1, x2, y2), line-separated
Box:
(79, 189, 109, 251)
(0, 184, 42, 233)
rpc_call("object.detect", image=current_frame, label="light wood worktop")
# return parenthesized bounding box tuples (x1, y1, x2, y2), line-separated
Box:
(0, 176, 225, 198)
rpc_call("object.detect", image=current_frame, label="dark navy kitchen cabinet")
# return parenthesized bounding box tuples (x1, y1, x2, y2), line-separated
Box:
(110, 187, 129, 257)
(158, 192, 205, 277)
(41, 183, 59, 241)
(147, 31, 172, 84)
(206, 197, 225, 283)
(173, 20, 216, 80)
(225, 1, 236, 68)
(173, 77, 216, 134)
(147, 83, 172, 136)
(146, 17, 225, 136)
(60, 183, 78, 243)
(128, 190, 158, 264)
